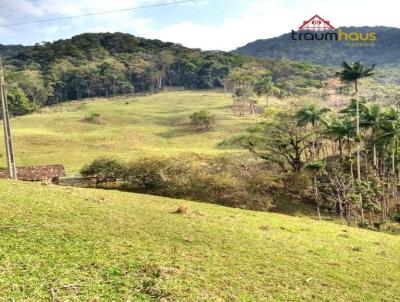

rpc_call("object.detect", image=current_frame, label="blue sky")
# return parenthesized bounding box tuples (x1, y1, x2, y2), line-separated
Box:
(0, 0, 398, 50)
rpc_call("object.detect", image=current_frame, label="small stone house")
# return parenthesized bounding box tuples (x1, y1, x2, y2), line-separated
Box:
(0, 165, 66, 183)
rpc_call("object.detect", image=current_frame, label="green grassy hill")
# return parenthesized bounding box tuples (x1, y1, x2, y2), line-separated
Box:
(1, 91, 255, 172)
(0, 179, 399, 301)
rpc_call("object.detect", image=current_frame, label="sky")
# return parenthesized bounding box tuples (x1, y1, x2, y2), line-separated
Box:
(0, 0, 399, 51)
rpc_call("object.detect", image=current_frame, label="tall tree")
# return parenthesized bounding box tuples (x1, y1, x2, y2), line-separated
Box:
(379, 107, 400, 197)
(360, 103, 383, 170)
(254, 76, 275, 107)
(337, 61, 375, 223)
(295, 104, 330, 161)
(7, 87, 37, 116)
(325, 118, 355, 161)
(242, 112, 314, 172)
(13, 70, 50, 106)
(295, 104, 330, 220)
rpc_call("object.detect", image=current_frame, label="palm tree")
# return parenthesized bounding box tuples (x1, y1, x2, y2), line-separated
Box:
(325, 118, 356, 161)
(296, 104, 330, 161)
(360, 103, 383, 170)
(337, 62, 375, 179)
(340, 98, 367, 117)
(379, 107, 400, 197)
(296, 104, 330, 221)
(254, 76, 276, 107)
(336, 61, 375, 94)
(337, 61, 375, 224)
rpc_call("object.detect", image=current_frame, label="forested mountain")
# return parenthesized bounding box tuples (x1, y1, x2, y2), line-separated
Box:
(234, 26, 400, 66)
(0, 45, 30, 58)
(1, 32, 330, 113)
(3, 32, 246, 104)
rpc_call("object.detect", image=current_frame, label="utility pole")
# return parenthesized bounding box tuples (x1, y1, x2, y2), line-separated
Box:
(0, 54, 17, 179)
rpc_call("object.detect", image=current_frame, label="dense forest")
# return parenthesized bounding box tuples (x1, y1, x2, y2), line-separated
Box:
(4, 33, 245, 104)
(235, 26, 400, 66)
(2, 32, 330, 115)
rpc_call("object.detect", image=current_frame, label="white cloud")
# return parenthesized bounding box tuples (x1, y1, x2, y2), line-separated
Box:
(136, 0, 301, 50)
(36, 0, 143, 16)
(134, 0, 400, 50)
(2, 0, 400, 49)
(2, 0, 45, 17)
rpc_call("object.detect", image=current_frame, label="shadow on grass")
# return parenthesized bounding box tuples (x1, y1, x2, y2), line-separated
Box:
(155, 108, 189, 115)
(213, 105, 233, 111)
(153, 116, 187, 127)
(272, 199, 318, 217)
(272, 198, 339, 222)
(217, 134, 246, 150)
(156, 127, 206, 139)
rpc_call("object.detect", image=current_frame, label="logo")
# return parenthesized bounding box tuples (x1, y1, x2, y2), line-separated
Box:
(291, 15, 376, 48)
(299, 15, 335, 31)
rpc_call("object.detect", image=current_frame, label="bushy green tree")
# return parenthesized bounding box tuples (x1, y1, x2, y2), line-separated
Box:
(80, 158, 124, 185)
(190, 110, 216, 130)
(13, 70, 50, 106)
(254, 76, 276, 106)
(7, 87, 36, 116)
(241, 112, 314, 172)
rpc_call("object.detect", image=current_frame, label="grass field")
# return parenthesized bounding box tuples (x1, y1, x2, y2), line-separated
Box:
(0, 91, 256, 172)
(0, 179, 399, 301)
(2, 89, 399, 301)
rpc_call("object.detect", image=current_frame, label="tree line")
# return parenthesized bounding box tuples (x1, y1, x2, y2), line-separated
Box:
(3, 32, 329, 115)
(4, 33, 245, 108)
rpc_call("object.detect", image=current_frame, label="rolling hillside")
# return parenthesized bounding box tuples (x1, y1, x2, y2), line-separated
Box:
(0, 179, 399, 301)
(234, 26, 400, 66)
(0, 91, 255, 172)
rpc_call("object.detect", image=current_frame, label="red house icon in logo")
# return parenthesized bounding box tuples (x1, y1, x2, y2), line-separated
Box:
(299, 15, 335, 31)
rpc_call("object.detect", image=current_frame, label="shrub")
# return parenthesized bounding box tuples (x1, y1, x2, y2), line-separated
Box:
(281, 172, 312, 201)
(82, 155, 278, 211)
(190, 110, 215, 130)
(163, 156, 199, 197)
(7, 87, 37, 116)
(82, 112, 101, 124)
(246, 171, 284, 197)
(122, 157, 170, 192)
(125, 155, 279, 210)
(80, 158, 124, 185)
(121, 156, 194, 196)
(189, 170, 246, 207)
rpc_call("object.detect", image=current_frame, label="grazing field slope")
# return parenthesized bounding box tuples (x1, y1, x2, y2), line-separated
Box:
(0, 179, 399, 301)
(0, 91, 255, 172)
